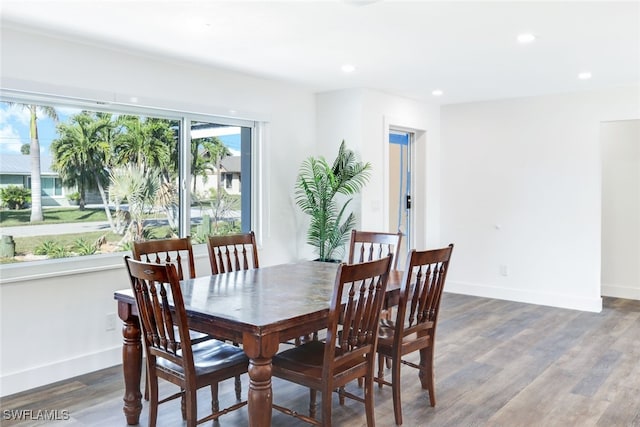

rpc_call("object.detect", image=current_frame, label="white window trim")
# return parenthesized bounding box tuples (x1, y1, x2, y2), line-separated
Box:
(0, 89, 261, 280)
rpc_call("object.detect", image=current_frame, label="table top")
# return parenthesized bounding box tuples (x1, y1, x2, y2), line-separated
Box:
(115, 260, 402, 337)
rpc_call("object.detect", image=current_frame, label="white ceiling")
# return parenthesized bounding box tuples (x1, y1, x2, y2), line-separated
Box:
(2, 1, 639, 105)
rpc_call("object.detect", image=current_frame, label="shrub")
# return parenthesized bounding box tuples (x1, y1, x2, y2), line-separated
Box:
(34, 240, 68, 258)
(0, 186, 31, 210)
(73, 238, 96, 256)
(67, 191, 81, 203)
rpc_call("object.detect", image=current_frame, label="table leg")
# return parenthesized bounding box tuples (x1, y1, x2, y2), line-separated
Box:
(247, 357, 273, 427)
(119, 302, 142, 425)
(243, 333, 280, 427)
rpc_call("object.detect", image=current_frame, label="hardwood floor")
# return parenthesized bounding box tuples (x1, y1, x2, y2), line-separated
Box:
(2, 294, 639, 426)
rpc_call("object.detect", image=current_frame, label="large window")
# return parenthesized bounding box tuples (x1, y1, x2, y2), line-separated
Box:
(0, 95, 254, 263)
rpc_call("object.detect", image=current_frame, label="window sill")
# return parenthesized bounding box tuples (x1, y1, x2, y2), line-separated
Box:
(0, 244, 210, 285)
(0, 251, 127, 284)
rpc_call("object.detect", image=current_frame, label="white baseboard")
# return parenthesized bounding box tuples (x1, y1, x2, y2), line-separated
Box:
(601, 283, 640, 300)
(0, 346, 121, 397)
(446, 280, 603, 313)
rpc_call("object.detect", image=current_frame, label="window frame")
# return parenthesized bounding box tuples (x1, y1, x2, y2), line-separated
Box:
(0, 89, 260, 280)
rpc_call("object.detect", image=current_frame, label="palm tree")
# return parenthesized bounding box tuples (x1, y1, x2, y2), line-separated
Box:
(190, 136, 230, 194)
(109, 164, 161, 243)
(112, 116, 172, 174)
(9, 103, 58, 222)
(50, 112, 114, 229)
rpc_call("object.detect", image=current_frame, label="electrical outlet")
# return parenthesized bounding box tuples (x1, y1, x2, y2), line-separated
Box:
(499, 264, 509, 277)
(105, 313, 117, 331)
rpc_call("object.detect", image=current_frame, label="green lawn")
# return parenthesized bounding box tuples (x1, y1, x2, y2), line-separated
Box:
(14, 230, 123, 256)
(0, 205, 240, 263)
(0, 207, 109, 226)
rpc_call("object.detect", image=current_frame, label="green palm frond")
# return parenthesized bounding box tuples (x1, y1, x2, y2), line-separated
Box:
(295, 141, 371, 261)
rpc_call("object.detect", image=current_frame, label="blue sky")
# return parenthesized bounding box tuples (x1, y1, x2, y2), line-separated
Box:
(0, 102, 74, 155)
(0, 102, 240, 156)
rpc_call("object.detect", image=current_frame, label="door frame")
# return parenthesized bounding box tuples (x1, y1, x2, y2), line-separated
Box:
(382, 117, 427, 256)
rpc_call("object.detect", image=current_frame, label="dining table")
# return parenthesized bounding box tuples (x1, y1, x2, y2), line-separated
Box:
(114, 260, 403, 427)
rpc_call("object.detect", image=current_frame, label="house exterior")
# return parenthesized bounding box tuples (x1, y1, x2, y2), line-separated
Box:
(0, 153, 70, 206)
(219, 156, 241, 195)
(192, 155, 242, 197)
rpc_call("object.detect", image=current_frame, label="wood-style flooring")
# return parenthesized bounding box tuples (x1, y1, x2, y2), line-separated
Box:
(2, 294, 639, 426)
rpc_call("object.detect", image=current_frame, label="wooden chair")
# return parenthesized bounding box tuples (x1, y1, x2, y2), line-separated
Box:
(271, 255, 393, 426)
(348, 229, 403, 371)
(132, 237, 196, 281)
(124, 256, 248, 427)
(374, 244, 454, 426)
(207, 231, 259, 274)
(348, 229, 403, 270)
(132, 237, 242, 401)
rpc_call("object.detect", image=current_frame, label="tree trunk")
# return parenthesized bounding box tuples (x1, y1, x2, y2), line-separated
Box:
(94, 172, 115, 231)
(29, 106, 44, 222)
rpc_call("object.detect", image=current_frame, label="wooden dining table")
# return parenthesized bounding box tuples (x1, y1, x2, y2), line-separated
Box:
(114, 260, 403, 427)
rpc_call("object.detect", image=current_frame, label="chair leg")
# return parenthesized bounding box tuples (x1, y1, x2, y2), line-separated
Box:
(231, 341, 242, 400)
(381, 308, 392, 370)
(235, 374, 242, 400)
(181, 389, 186, 420)
(309, 388, 317, 419)
(391, 356, 403, 425)
(321, 388, 333, 427)
(148, 373, 159, 427)
(185, 389, 198, 427)
(377, 353, 385, 389)
(211, 383, 220, 419)
(424, 346, 436, 407)
(364, 374, 375, 427)
(144, 375, 149, 401)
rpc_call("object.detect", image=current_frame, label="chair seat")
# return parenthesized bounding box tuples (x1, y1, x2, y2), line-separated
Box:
(274, 341, 327, 375)
(273, 338, 366, 381)
(157, 340, 248, 377)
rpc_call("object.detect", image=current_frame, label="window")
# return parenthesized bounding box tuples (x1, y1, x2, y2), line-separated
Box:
(41, 177, 63, 197)
(0, 95, 255, 263)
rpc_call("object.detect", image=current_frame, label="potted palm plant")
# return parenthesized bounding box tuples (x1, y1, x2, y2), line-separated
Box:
(295, 140, 371, 262)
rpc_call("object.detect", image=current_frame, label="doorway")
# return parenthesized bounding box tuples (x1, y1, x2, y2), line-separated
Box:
(388, 130, 413, 263)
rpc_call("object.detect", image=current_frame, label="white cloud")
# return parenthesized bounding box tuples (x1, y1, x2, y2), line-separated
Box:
(0, 103, 30, 126)
(0, 105, 26, 153)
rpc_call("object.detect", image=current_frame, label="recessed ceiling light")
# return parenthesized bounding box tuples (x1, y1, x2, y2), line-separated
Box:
(341, 64, 356, 73)
(578, 72, 592, 80)
(517, 33, 536, 44)
(432, 89, 443, 96)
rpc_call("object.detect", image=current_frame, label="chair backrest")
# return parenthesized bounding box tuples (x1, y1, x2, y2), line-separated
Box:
(348, 230, 403, 270)
(323, 255, 393, 375)
(207, 231, 259, 274)
(394, 244, 454, 343)
(131, 237, 196, 280)
(124, 256, 196, 378)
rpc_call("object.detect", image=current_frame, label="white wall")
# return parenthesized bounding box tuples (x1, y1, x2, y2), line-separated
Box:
(601, 120, 640, 299)
(441, 86, 640, 312)
(0, 26, 317, 396)
(315, 89, 441, 257)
